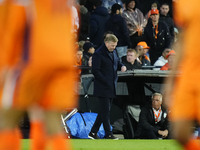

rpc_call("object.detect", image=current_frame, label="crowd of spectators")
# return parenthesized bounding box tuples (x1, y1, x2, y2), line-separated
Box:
(74, 0, 178, 75)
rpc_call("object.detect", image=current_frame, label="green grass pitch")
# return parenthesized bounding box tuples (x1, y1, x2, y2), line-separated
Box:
(22, 139, 183, 150)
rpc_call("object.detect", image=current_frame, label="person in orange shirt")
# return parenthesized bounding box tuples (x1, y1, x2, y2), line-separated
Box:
(0, 1, 77, 150)
(160, 50, 175, 70)
(163, 0, 200, 150)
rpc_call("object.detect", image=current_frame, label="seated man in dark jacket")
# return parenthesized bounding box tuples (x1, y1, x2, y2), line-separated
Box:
(136, 92, 169, 139)
(122, 49, 141, 70)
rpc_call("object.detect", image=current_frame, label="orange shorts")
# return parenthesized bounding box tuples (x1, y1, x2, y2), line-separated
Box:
(170, 69, 200, 123)
(11, 65, 77, 111)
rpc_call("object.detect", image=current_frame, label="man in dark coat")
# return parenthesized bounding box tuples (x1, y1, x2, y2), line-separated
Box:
(105, 3, 131, 48)
(88, 34, 127, 139)
(135, 93, 169, 139)
(89, 0, 110, 49)
(159, 3, 174, 44)
(142, 9, 171, 65)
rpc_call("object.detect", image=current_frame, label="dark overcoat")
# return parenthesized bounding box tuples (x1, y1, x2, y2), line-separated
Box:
(92, 43, 123, 98)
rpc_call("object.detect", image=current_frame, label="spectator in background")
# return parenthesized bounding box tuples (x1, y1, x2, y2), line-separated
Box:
(105, 3, 131, 48)
(159, 3, 174, 44)
(153, 48, 171, 70)
(78, 0, 91, 41)
(137, 0, 173, 18)
(136, 93, 169, 139)
(101, 0, 123, 13)
(78, 40, 86, 51)
(82, 42, 95, 74)
(75, 49, 83, 75)
(89, 0, 109, 49)
(135, 42, 151, 66)
(160, 50, 175, 70)
(145, 2, 158, 19)
(122, 0, 147, 48)
(173, 27, 179, 48)
(142, 9, 171, 65)
(71, 1, 79, 37)
(122, 49, 142, 70)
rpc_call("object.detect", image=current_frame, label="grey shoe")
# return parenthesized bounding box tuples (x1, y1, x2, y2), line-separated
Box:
(88, 132, 100, 139)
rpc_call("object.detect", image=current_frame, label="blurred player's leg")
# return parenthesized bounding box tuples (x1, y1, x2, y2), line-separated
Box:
(44, 111, 71, 150)
(0, 109, 24, 150)
(172, 120, 200, 150)
(29, 105, 46, 150)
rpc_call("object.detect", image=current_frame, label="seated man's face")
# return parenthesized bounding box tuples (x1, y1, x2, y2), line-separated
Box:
(163, 49, 171, 59)
(127, 52, 137, 64)
(143, 48, 149, 55)
(152, 95, 162, 110)
(136, 46, 144, 56)
(168, 55, 175, 66)
(76, 51, 83, 62)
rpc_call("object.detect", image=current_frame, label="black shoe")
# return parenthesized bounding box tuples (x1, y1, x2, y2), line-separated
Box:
(88, 132, 100, 139)
(105, 135, 119, 140)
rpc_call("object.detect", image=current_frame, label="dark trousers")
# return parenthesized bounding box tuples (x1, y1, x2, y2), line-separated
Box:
(140, 129, 159, 139)
(91, 97, 113, 137)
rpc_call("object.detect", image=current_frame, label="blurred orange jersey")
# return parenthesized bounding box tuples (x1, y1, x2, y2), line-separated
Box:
(0, 0, 77, 110)
(170, 0, 200, 122)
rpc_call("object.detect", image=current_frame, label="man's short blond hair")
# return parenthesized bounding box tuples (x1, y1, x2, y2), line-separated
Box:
(127, 49, 138, 55)
(151, 92, 162, 101)
(104, 34, 118, 43)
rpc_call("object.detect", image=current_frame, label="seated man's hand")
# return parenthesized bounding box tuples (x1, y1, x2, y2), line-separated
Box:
(121, 66, 127, 72)
(158, 130, 168, 138)
(162, 130, 168, 138)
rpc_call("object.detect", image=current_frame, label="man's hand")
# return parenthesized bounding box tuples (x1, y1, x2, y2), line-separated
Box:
(158, 130, 168, 138)
(121, 66, 127, 72)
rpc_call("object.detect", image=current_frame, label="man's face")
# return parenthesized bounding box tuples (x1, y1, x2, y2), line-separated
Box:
(168, 55, 175, 66)
(160, 5, 169, 16)
(127, 52, 137, 64)
(76, 51, 83, 62)
(127, 1, 135, 10)
(152, 95, 162, 110)
(162, 49, 171, 59)
(150, 14, 159, 22)
(136, 46, 144, 56)
(143, 48, 149, 55)
(105, 41, 117, 52)
(88, 47, 95, 54)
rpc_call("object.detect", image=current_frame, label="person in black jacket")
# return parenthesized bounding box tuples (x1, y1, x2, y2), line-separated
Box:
(78, 0, 91, 41)
(89, 0, 110, 49)
(122, 49, 142, 70)
(88, 34, 127, 139)
(81, 42, 95, 74)
(136, 93, 169, 139)
(159, 3, 174, 44)
(142, 9, 171, 65)
(105, 3, 131, 48)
